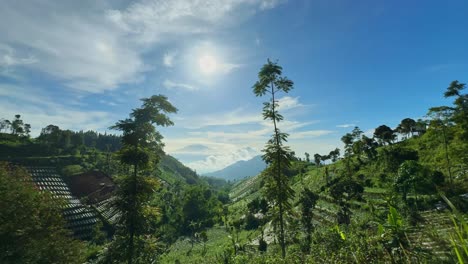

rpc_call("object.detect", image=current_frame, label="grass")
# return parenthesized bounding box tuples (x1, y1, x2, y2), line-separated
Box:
(159, 226, 260, 264)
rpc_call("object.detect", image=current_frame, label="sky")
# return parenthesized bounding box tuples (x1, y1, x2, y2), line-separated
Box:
(1, 0, 468, 173)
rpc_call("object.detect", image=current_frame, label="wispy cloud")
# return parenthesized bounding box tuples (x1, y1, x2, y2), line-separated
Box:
(0, 84, 114, 136)
(163, 51, 177, 67)
(0, 0, 284, 93)
(107, 0, 286, 44)
(185, 146, 259, 173)
(336, 123, 356, 128)
(277, 96, 304, 111)
(163, 79, 197, 90)
(260, 0, 286, 10)
(99, 100, 118, 106)
(0, 44, 37, 67)
(219, 63, 242, 74)
(177, 107, 262, 129)
(289, 130, 335, 139)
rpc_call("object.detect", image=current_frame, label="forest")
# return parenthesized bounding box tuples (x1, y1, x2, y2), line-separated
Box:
(0, 60, 467, 264)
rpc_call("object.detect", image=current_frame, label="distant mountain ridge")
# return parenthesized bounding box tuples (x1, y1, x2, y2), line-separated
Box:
(203, 155, 266, 181)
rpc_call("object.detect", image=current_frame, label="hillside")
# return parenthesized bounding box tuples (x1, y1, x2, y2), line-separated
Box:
(0, 131, 201, 186)
(161, 117, 468, 263)
(203, 155, 266, 181)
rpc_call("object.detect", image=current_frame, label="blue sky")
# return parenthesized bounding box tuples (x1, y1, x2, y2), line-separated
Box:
(1, 0, 467, 173)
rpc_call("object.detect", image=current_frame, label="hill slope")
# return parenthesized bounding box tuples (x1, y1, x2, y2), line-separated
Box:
(204, 155, 266, 181)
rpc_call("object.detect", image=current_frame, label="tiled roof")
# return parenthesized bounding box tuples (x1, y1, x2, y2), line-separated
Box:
(27, 167, 99, 239)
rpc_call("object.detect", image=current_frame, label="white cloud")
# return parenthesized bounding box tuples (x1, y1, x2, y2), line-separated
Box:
(163, 51, 177, 67)
(219, 62, 242, 74)
(277, 96, 303, 111)
(186, 146, 259, 173)
(0, 84, 114, 136)
(0, 0, 284, 93)
(0, 2, 144, 93)
(288, 130, 335, 139)
(0, 44, 37, 67)
(163, 79, 197, 90)
(177, 107, 262, 129)
(336, 123, 356, 128)
(107, 0, 285, 44)
(99, 100, 118, 106)
(260, 0, 285, 10)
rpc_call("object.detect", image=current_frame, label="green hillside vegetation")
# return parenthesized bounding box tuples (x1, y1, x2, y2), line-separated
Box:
(0, 103, 230, 263)
(157, 70, 468, 263)
(0, 65, 467, 263)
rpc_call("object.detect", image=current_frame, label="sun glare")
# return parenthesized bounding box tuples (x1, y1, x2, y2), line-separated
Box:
(198, 55, 217, 74)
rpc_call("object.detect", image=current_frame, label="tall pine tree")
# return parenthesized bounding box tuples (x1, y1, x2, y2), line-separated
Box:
(253, 59, 295, 258)
(108, 95, 177, 264)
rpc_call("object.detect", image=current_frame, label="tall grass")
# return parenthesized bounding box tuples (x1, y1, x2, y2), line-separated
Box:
(441, 195, 468, 263)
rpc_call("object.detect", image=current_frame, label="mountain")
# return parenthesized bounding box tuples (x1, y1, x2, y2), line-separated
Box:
(203, 155, 266, 181)
(159, 154, 200, 185)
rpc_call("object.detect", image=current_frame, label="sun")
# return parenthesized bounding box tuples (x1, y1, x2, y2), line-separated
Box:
(198, 55, 217, 74)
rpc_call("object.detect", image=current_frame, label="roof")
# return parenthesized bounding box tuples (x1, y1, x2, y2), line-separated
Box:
(66, 170, 116, 204)
(26, 167, 99, 239)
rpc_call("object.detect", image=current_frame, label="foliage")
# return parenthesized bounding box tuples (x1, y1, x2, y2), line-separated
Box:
(0, 163, 85, 264)
(396, 118, 417, 139)
(253, 59, 295, 258)
(329, 178, 364, 225)
(297, 188, 318, 253)
(1, 114, 31, 137)
(374, 125, 396, 145)
(105, 95, 177, 264)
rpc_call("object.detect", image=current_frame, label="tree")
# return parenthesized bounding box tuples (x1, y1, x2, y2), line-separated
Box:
(374, 125, 396, 145)
(414, 119, 427, 136)
(23, 123, 31, 137)
(361, 135, 378, 161)
(38, 125, 61, 145)
(341, 133, 353, 152)
(394, 160, 426, 208)
(329, 148, 340, 162)
(0, 163, 84, 263)
(330, 178, 364, 225)
(304, 152, 310, 163)
(297, 188, 318, 253)
(10, 115, 24, 135)
(313, 153, 322, 167)
(5, 114, 30, 137)
(396, 118, 416, 139)
(108, 95, 177, 264)
(350, 126, 364, 163)
(0, 119, 10, 133)
(341, 133, 354, 175)
(351, 126, 363, 141)
(253, 59, 295, 258)
(444, 80, 468, 140)
(427, 106, 454, 184)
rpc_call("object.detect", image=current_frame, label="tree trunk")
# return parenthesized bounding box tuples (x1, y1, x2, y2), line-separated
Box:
(128, 160, 137, 264)
(442, 126, 453, 185)
(271, 83, 286, 259)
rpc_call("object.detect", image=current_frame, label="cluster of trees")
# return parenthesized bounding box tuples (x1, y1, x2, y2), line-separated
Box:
(37, 125, 121, 154)
(0, 115, 31, 137)
(307, 148, 340, 167)
(155, 184, 226, 246)
(0, 114, 122, 151)
(0, 116, 122, 157)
